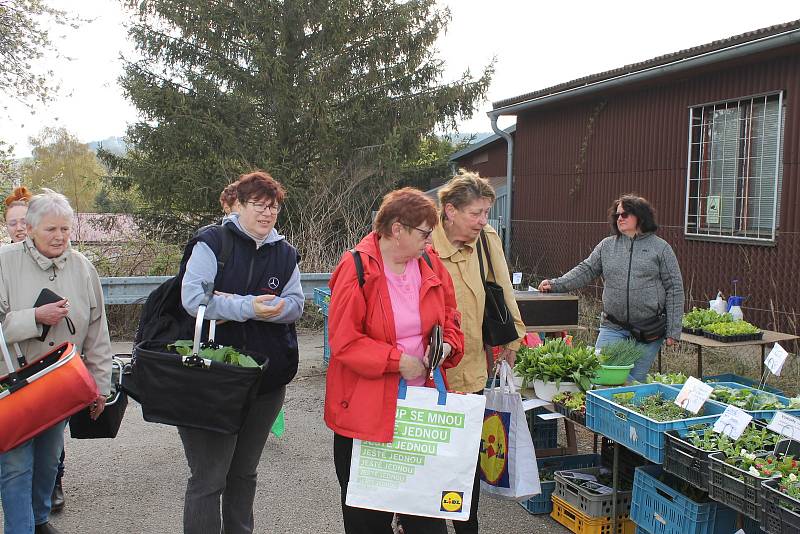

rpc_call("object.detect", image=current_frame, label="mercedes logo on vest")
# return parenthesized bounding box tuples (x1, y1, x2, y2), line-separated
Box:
(267, 277, 280, 290)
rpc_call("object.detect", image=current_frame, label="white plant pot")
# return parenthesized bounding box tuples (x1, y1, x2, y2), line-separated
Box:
(512, 374, 524, 389)
(532, 379, 580, 402)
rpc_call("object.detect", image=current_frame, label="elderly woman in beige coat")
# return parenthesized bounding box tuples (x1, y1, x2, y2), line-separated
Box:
(0, 189, 112, 534)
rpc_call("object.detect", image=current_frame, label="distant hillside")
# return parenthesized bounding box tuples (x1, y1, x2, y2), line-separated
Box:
(88, 136, 127, 156)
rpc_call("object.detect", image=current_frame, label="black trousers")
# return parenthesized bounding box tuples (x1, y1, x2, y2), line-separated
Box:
(333, 433, 448, 534)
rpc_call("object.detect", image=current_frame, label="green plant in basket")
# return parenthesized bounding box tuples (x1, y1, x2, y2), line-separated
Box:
(553, 391, 586, 411)
(682, 307, 733, 329)
(513, 338, 599, 391)
(169, 340, 260, 368)
(598, 339, 644, 366)
(645, 372, 688, 385)
(612, 392, 694, 421)
(686, 423, 779, 454)
(727, 452, 800, 479)
(777, 474, 800, 506)
(711, 386, 789, 411)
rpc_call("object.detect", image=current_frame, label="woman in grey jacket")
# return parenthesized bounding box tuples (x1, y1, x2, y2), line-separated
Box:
(538, 194, 684, 382)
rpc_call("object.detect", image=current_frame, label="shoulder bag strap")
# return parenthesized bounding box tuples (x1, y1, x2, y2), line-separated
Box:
(476, 234, 487, 284)
(479, 230, 496, 282)
(349, 249, 365, 288)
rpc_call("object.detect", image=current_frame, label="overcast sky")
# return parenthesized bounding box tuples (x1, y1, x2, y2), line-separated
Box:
(2, 0, 798, 157)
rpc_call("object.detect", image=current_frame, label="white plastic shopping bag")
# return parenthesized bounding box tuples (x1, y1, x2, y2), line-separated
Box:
(479, 361, 541, 500)
(346, 368, 486, 520)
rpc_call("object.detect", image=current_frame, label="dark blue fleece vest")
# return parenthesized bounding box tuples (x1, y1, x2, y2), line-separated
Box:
(195, 222, 300, 393)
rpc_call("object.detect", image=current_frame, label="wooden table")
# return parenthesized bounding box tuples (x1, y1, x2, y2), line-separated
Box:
(678, 329, 798, 377)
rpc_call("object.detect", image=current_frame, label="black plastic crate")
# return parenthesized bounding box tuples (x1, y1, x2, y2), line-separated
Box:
(663, 429, 713, 491)
(708, 451, 778, 520)
(526, 407, 558, 450)
(682, 327, 704, 336)
(553, 401, 586, 426)
(600, 437, 650, 483)
(761, 478, 800, 534)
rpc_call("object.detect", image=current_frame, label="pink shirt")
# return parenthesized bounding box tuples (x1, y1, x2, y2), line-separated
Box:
(384, 258, 425, 386)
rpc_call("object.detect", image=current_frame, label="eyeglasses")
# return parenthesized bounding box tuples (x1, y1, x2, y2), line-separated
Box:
(401, 223, 433, 239)
(614, 211, 630, 220)
(247, 201, 281, 214)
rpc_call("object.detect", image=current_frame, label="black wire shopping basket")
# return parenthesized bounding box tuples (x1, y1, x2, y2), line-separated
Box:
(122, 301, 269, 434)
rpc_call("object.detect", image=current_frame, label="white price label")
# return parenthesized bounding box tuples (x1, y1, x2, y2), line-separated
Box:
(674, 376, 713, 414)
(767, 411, 800, 441)
(765, 343, 789, 377)
(712, 405, 752, 440)
(512, 272, 523, 285)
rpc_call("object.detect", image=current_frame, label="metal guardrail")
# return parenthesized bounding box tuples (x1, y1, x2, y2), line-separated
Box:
(100, 273, 332, 305)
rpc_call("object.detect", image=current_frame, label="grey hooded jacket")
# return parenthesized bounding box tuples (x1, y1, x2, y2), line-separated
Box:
(549, 232, 684, 340)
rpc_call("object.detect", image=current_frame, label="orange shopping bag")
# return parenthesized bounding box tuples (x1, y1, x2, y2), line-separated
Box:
(0, 323, 98, 453)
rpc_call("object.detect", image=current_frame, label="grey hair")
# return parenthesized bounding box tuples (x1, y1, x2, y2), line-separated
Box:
(26, 189, 74, 229)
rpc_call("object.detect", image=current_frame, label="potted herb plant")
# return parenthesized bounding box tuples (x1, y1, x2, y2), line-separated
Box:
(592, 339, 644, 386)
(513, 339, 599, 401)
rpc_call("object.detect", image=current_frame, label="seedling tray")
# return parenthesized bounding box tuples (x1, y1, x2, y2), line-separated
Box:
(630, 465, 738, 534)
(586, 384, 727, 464)
(519, 453, 600, 515)
(761, 478, 800, 534)
(707, 451, 779, 520)
(554, 467, 632, 519)
(682, 327, 704, 336)
(701, 331, 763, 343)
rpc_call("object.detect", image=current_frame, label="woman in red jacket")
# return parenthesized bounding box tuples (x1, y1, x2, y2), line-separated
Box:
(325, 187, 464, 534)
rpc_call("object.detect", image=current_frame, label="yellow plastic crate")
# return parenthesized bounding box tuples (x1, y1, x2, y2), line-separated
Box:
(550, 495, 635, 534)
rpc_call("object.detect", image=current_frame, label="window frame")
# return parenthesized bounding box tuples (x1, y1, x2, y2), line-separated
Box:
(683, 91, 784, 245)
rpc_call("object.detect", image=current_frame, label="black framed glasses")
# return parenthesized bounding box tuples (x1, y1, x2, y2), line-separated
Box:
(401, 223, 433, 239)
(247, 201, 281, 214)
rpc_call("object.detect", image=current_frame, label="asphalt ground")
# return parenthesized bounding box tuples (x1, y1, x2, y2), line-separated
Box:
(1, 333, 572, 533)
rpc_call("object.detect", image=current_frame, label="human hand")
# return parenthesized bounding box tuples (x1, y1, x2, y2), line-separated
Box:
(665, 337, 675, 346)
(497, 347, 516, 366)
(90, 394, 107, 420)
(35, 299, 70, 326)
(537, 280, 552, 292)
(253, 295, 285, 320)
(399, 354, 426, 381)
(442, 343, 452, 360)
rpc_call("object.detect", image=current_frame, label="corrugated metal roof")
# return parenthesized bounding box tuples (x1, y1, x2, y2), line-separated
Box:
(448, 125, 516, 161)
(493, 19, 800, 110)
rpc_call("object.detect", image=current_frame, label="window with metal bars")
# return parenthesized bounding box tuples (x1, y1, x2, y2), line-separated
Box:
(685, 92, 784, 243)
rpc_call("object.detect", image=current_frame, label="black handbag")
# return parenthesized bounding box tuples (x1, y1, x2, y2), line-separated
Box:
(477, 231, 519, 347)
(69, 357, 128, 439)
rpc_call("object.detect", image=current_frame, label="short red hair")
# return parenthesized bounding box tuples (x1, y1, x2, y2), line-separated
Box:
(236, 170, 286, 205)
(373, 187, 438, 237)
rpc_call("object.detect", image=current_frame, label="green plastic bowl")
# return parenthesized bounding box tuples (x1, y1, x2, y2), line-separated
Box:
(592, 364, 634, 386)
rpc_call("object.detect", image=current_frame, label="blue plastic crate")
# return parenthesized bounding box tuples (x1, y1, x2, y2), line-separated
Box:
(635, 527, 650, 534)
(631, 465, 738, 534)
(702, 373, 784, 396)
(313, 287, 331, 316)
(518, 453, 600, 515)
(705, 382, 800, 421)
(323, 316, 330, 365)
(586, 384, 727, 463)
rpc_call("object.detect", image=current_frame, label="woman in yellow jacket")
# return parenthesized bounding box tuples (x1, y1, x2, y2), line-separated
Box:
(431, 170, 525, 533)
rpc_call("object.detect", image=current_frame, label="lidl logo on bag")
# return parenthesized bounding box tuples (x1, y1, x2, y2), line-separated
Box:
(479, 410, 510, 487)
(440, 491, 464, 512)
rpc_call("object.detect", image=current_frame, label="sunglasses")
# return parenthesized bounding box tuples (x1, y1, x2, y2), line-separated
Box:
(614, 211, 630, 220)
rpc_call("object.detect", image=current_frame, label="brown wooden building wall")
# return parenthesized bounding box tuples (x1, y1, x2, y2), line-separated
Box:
(510, 45, 800, 331)
(453, 137, 510, 178)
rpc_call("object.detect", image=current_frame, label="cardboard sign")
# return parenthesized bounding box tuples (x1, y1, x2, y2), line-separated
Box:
(713, 405, 752, 440)
(674, 376, 713, 414)
(765, 343, 789, 377)
(767, 411, 800, 441)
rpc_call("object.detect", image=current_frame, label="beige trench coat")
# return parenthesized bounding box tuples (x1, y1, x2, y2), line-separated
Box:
(0, 239, 112, 395)
(432, 224, 525, 393)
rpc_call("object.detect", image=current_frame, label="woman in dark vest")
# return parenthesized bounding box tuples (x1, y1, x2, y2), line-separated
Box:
(179, 170, 304, 534)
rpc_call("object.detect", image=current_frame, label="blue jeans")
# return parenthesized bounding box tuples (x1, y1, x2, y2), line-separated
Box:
(595, 325, 664, 383)
(0, 420, 67, 533)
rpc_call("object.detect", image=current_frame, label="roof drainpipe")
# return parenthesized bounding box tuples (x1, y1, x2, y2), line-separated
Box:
(490, 113, 514, 259)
